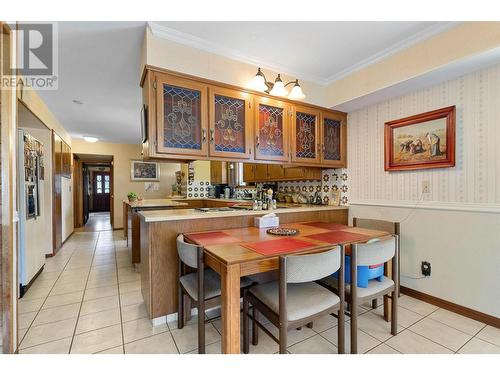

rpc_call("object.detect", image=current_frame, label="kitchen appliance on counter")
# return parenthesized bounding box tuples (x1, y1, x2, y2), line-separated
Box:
(17, 129, 46, 296)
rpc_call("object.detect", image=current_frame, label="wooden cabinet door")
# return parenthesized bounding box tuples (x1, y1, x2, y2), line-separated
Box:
(267, 164, 285, 180)
(291, 105, 321, 164)
(243, 163, 255, 182)
(284, 167, 304, 179)
(155, 73, 208, 157)
(210, 161, 227, 184)
(254, 97, 290, 162)
(209, 87, 252, 159)
(321, 111, 347, 167)
(254, 164, 269, 181)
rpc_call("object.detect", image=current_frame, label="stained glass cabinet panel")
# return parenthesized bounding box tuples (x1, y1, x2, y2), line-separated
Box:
(320, 112, 347, 167)
(156, 75, 208, 157)
(209, 87, 252, 159)
(253, 97, 291, 162)
(291, 105, 321, 164)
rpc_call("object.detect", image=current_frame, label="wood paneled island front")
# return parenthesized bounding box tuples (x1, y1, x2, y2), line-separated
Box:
(138, 205, 348, 321)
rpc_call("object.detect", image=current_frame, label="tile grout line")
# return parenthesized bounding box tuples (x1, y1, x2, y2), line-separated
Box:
(68, 232, 101, 354)
(113, 234, 126, 354)
(18, 243, 80, 349)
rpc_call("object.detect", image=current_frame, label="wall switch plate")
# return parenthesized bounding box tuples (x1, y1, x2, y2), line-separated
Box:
(422, 180, 431, 194)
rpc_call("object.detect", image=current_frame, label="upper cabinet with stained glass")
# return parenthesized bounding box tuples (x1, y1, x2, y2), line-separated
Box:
(155, 74, 208, 157)
(320, 111, 347, 167)
(253, 97, 291, 162)
(209, 87, 252, 159)
(291, 105, 321, 164)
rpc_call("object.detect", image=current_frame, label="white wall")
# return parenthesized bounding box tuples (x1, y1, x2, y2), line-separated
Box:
(347, 63, 500, 317)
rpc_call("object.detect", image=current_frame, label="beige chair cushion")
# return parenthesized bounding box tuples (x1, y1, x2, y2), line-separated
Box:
(180, 269, 253, 302)
(321, 276, 395, 300)
(249, 281, 340, 322)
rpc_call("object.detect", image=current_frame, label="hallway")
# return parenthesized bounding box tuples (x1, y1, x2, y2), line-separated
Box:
(76, 212, 113, 233)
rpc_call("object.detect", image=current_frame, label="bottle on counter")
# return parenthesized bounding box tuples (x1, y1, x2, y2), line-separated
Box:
(272, 199, 277, 210)
(253, 200, 258, 211)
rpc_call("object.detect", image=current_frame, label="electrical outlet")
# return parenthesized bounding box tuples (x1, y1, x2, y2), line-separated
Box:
(422, 180, 431, 195)
(421, 261, 431, 276)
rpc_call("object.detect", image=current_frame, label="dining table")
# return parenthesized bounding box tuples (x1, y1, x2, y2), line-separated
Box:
(183, 221, 391, 354)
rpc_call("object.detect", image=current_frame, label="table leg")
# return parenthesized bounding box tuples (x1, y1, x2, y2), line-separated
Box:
(350, 244, 358, 354)
(383, 258, 393, 322)
(221, 263, 241, 354)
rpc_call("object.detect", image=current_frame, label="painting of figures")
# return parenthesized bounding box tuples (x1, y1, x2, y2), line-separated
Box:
(384, 106, 455, 171)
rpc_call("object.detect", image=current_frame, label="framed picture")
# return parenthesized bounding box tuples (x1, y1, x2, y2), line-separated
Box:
(384, 106, 456, 171)
(330, 190, 341, 206)
(130, 160, 160, 181)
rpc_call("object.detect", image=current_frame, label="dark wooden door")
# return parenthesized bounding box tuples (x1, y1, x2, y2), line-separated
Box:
(92, 171, 110, 212)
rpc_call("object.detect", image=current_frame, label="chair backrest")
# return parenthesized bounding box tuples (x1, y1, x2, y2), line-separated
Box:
(177, 234, 199, 269)
(353, 217, 400, 235)
(283, 246, 341, 284)
(355, 236, 396, 266)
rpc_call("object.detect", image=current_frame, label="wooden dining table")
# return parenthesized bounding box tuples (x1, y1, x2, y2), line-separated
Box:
(184, 221, 390, 354)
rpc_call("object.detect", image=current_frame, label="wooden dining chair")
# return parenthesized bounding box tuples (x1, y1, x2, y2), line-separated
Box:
(320, 236, 399, 353)
(177, 234, 252, 353)
(353, 217, 401, 300)
(242, 246, 346, 354)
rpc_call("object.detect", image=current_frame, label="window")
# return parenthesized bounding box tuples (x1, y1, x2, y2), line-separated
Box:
(104, 175, 110, 194)
(96, 175, 102, 194)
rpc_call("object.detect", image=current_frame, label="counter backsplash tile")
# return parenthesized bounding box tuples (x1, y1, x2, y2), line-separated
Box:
(255, 168, 349, 206)
(186, 180, 210, 198)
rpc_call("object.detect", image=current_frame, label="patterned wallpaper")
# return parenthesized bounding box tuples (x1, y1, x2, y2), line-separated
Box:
(347, 63, 500, 208)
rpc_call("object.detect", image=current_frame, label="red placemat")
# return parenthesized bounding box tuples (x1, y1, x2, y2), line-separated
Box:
(186, 231, 242, 246)
(242, 238, 316, 256)
(305, 230, 371, 245)
(302, 222, 349, 231)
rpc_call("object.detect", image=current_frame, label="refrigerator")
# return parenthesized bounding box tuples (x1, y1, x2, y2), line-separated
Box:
(18, 129, 46, 296)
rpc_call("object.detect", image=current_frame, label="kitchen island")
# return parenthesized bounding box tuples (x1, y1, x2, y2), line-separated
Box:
(138, 205, 348, 321)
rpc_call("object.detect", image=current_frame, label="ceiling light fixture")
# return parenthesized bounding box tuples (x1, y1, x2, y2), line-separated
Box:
(83, 136, 99, 143)
(249, 68, 306, 100)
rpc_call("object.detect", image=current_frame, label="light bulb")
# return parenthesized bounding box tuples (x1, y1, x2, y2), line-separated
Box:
(249, 68, 268, 92)
(287, 80, 306, 100)
(269, 74, 288, 97)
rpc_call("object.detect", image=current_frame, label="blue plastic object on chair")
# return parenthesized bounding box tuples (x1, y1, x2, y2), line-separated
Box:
(332, 255, 384, 288)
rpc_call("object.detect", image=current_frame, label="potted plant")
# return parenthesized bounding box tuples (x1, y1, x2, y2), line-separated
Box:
(127, 192, 138, 203)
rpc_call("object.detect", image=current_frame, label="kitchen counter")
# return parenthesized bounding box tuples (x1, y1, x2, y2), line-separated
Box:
(138, 204, 348, 320)
(123, 198, 188, 208)
(139, 204, 347, 223)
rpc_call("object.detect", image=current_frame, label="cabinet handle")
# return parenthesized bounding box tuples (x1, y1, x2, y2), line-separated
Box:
(202, 129, 207, 143)
(210, 129, 215, 144)
(256, 135, 260, 149)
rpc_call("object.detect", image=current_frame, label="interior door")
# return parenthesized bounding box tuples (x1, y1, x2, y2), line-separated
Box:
(92, 171, 110, 212)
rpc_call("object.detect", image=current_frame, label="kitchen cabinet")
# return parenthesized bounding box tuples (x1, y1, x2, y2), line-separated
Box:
(209, 87, 252, 159)
(155, 73, 208, 157)
(320, 111, 347, 167)
(253, 97, 291, 162)
(242, 163, 321, 182)
(267, 164, 285, 180)
(142, 68, 347, 168)
(291, 105, 321, 164)
(210, 161, 227, 184)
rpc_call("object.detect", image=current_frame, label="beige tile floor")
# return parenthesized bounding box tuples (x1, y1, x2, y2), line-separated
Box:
(17, 230, 500, 354)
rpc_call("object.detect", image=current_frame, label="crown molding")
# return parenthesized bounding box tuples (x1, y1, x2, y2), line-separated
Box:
(147, 22, 326, 85)
(323, 22, 460, 84)
(148, 22, 460, 87)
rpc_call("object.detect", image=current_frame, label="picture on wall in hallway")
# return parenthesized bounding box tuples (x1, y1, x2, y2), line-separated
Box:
(130, 160, 160, 181)
(384, 105, 456, 171)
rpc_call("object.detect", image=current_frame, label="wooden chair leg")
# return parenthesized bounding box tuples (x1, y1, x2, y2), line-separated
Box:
(198, 301, 205, 354)
(391, 291, 398, 335)
(178, 288, 184, 329)
(371, 298, 378, 309)
(279, 323, 287, 354)
(252, 307, 259, 346)
(243, 293, 250, 354)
